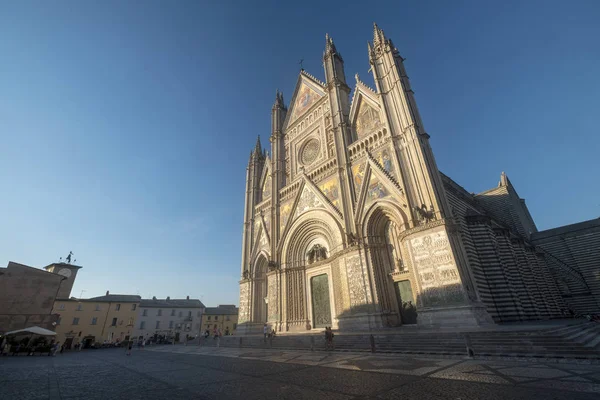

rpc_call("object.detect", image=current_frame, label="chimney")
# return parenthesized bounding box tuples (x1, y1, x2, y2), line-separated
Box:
(186, 295, 189, 300)
(166, 296, 170, 301)
(106, 290, 109, 296)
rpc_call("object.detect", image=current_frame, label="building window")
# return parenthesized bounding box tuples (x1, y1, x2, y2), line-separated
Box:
(128, 318, 133, 326)
(95, 304, 101, 311)
(178, 311, 182, 317)
(72, 317, 79, 325)
(140, 321, 146, 329)
(197, 311, 202, 317)
(207, 316, 211, 321)
(188, 311, 192, 317)
(91, 317, 98, 325)
(157, 309, 162, 316)
(111, 318, 117, 327)
(169, 321, 173, 329)
(226, 316, 230, 321)
(76, 304, 83, 311)
(171, 309, 175, 316)
(59, 304, 65, 310)
(142, 309, 148, 317)
(56, 317, 61, 325)
(155, 321, 160, 329)
(233, 323, 237, 330)
(115, 304, 121, 311)
(131, 304, 137, 311)
(215, 316, 218, 321)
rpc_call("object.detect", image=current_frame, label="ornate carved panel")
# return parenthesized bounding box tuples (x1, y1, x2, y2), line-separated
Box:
(267, 274, 279, 321)
(280, 200, 293, 233)
(345, 255, 367, 308)
(238, 282, 250, 324)
(262, 174, 272, 200)
(408, 229, 465, 307)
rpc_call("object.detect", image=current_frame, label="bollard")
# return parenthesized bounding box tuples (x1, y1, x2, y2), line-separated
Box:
(370, 334, 376, 353)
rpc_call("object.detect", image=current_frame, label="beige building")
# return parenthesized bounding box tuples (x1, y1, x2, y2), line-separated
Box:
(0, 261, 80, 333)
(238, 25, 599, 334)
(201, 305, 238, 335)
(52, 291, 140, 348)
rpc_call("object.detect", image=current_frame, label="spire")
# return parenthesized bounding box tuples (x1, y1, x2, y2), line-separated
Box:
(324, 33, 341, 61)
(254, 135, 262, 155)
(373, 22, 386, 46)
(273, 89, 285, 109)
(498, 171, 512, 188)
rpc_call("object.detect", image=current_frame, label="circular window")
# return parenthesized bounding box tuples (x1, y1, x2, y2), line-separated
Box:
(300, 139, 320, 165)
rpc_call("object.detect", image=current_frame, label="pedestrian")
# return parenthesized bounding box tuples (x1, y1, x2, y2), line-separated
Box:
(126, 342, 132, 356)
(263, 323, 268, 343)
(216, 328, 221, 348)
(142, 339, 146, 350)
(52, 342, 60, 357)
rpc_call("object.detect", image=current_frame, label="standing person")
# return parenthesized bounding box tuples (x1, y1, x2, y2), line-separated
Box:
(126, 342, 133, 356)
(142, 339, 146, 350)
(216, 328, 221, 348)
(52, 342, 60, 357)
(263, 324, 268, 343)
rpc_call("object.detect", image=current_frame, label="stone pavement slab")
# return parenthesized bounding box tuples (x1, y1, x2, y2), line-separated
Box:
(2, 345, 600, 399)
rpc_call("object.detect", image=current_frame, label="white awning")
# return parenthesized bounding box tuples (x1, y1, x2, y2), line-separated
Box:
(5, 326, 57, 336)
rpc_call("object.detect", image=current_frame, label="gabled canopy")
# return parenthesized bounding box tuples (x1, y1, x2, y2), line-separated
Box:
(5, 326, 57, 336)
(283, 71, 326, 129)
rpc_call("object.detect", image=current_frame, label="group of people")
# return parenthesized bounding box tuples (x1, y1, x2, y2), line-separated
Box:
(0, 339, 63, 356)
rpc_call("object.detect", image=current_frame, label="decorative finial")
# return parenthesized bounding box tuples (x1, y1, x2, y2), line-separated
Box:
(355, 73, 360, 83)
(298, 58, 304, 71)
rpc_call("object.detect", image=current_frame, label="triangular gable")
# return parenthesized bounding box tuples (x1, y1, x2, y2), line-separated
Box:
(349, 85, 383, 140)
(351, 161, 368, 199)
(284, 72, 326, 128)
(354, 155, 408, 224)
(251, 217, 271, 261)
(260, 161, 272, 201)
(277, 174, 343, 253)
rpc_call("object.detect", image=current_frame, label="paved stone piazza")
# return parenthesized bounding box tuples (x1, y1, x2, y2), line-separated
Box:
(2, 345, 600, 400)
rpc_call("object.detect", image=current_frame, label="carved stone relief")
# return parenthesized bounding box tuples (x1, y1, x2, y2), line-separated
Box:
(238, 282, 250, 323)
(408, 229, 465, 307)
(267, 275, 279, 321)
(345, 255, 367, 308)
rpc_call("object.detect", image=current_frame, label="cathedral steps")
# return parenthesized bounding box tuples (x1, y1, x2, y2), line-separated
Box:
(203, 325, 600, 360)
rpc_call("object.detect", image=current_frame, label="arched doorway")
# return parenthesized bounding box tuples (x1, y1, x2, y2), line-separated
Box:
(252, 255, 268, 323)
(365, 205, 415, 325)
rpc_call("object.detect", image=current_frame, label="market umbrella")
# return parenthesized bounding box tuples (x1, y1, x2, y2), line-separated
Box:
(5, 326, 57, 336)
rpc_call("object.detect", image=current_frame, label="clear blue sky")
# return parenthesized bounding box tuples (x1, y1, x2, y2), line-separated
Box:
(1, 1, 598, 306)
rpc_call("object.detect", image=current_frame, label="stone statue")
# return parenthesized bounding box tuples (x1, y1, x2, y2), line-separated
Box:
(268, 261, 279, 271)
(66, 251, 73, 264)
(414, 204, 435, 224)
(243, 269, 249, 279)
(307, 244, 328, 264)
(346, 232, 357, 246)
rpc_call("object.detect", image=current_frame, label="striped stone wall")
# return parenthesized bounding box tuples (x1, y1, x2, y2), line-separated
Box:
(532, 219, 600, 314)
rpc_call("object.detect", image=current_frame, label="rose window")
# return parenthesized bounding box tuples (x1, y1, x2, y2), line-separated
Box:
(301, 139, 320, 165)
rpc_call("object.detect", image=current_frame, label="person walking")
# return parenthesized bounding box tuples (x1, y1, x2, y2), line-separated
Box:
(126, 341, 133, 356)
(216, 328, 222, 348)
(263, 323, 268, 343)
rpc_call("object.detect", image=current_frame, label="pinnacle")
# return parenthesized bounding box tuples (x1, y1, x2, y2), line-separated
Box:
(373, 22, 385, 45)
(254, 135, 262, 154)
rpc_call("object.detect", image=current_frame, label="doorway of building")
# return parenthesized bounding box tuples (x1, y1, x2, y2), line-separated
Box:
(311, 274, 332, 328)
(394, 280, 417, 324)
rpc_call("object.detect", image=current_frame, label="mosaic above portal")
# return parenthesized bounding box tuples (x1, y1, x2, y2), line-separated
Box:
(262, 174, 272, 200)
(374, 148, 396, 178)
(294, 186, 324, 218)
(290, 83, 321, 122)
(280, 201, 293, 233)
(352, 162, 367, 197)
(355, 100, 382, 139)
(366, 173, 390, 205)
(318, 175, 340, 209)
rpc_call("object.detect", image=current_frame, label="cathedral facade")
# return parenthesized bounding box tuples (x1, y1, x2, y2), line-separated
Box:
(238, 25, 597, 333)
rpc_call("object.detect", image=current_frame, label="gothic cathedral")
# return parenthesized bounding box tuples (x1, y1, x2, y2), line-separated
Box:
(238, 25, 571, 333)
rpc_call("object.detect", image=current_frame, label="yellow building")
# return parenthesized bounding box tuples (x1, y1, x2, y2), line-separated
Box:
(200, 305, 238, 336)
(52, 291, 141, 349)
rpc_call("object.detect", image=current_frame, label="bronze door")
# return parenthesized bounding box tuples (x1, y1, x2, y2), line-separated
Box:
(311, 274, 332, 328)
